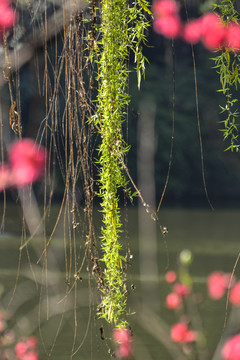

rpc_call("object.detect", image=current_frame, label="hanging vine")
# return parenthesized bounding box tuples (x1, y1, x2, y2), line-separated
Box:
(91, 0, 151, 327)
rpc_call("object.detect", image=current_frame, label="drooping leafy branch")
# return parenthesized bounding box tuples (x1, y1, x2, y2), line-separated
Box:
(91, 0, 150, 327)
(212, 0, 240, 151)
(152, 0, 240, 151)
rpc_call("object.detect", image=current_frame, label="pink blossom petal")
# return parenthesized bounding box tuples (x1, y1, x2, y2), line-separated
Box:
(184, 330, 197, 343)
(171, 323, 196, 344)
(222, 334, 240, 360)
(225, 22, 240, 52)
(21, 352, 39, 360)
(0, 164, 12, 191)
(152, 0, 179, 18)
(11, 165, 40, 186)
(165, 270, 177, 283)
(230, 282, 240, 306)
(173, 283, 191, 297)
(9, 139, 47, 187)
(153, 15, 182, 38)
(207, 271, 227, 300)
(0, 0, 12, 5)
(115, 343, 133, 358)
(223, 273, 236, 289)
(184, 18, 203, 44)
(171, 323, 188, 343)
(201, 13, 226, 50)
(15, 342, 28, 356)
(113, 329, 131, 343)
(0, 4, 16, 30)
(166, 292, 182, 309)
(113, 329, 133, 358)
(26, 336, 38, 348)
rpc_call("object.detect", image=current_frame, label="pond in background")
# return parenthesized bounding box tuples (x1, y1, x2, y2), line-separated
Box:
(0, 206, 240, 359)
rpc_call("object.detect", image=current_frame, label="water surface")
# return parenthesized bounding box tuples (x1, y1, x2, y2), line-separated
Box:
(1, 206, 240, 359)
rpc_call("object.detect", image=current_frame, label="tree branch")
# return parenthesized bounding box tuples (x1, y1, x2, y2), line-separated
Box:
(0, 0, 86, 86)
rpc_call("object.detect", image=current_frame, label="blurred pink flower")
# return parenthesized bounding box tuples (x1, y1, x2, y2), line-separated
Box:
(171, 323, 196, 343)
(184, 330, 196, 342)
(21, 352, 38, 360)
(15, 336, 39, 360)
(207, 271, 227, 299)
(0, 164, 11, 190)
(173, 283, 190, 297)
(25, 337, 38, 348)
(166, 292, 182, 309)
(113, 328, 133, 358)
(225, 22, 240, 52)
(224, 273, 236, 286)
(230, 282, 240, 306)
(153, 15, 182, 38)
(152, 0, 179, 18)
(0, 1, 16, 31)
(201, 13, 226, 50)
(183, 18, 203, 44)
(171, 323, 188, 342)
(222, 334, 240, 360)
(165, 270, 177, 283)
(113, 328, 131, 343)
(152, 5, 240, 53)
(15, 342, 28, 357)
(115, 343, 133, 358)
(9, 139, 47, 187)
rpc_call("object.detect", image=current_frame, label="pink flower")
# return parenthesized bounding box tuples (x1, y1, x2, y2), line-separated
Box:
(15, 342, 28, 357)
(173, 283, 190, 297)
(15, 337, 39, 360)
(222, 334, 240, 360)
(21, 352, 38, 360)
(152, 6, 240, 53)
(183, 18, 203, 44)
(113, 328, 131, 343)
(0, 2, 16, 31)
(201, 13, 226, 50)
(184, 330, 196, 342)
(9, 139, 47, 187)
(26, 337, 38, 348)
(225, 22, 240, 52)
(171, 323, 196, 343)
(0, 164, 12, 190)
(115, 344, 133, 358)
(165, 270, 177, 283)
(0, 139, 47, 190)
(166, 292, 182, 309)
(230, 282, 240, 306)
(152, 0, 179, 18)
(171, 323, 188, 342)
(207, 271, 227, 300)
(113, 328, 133, 358)
(153, 15, 182, 38)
